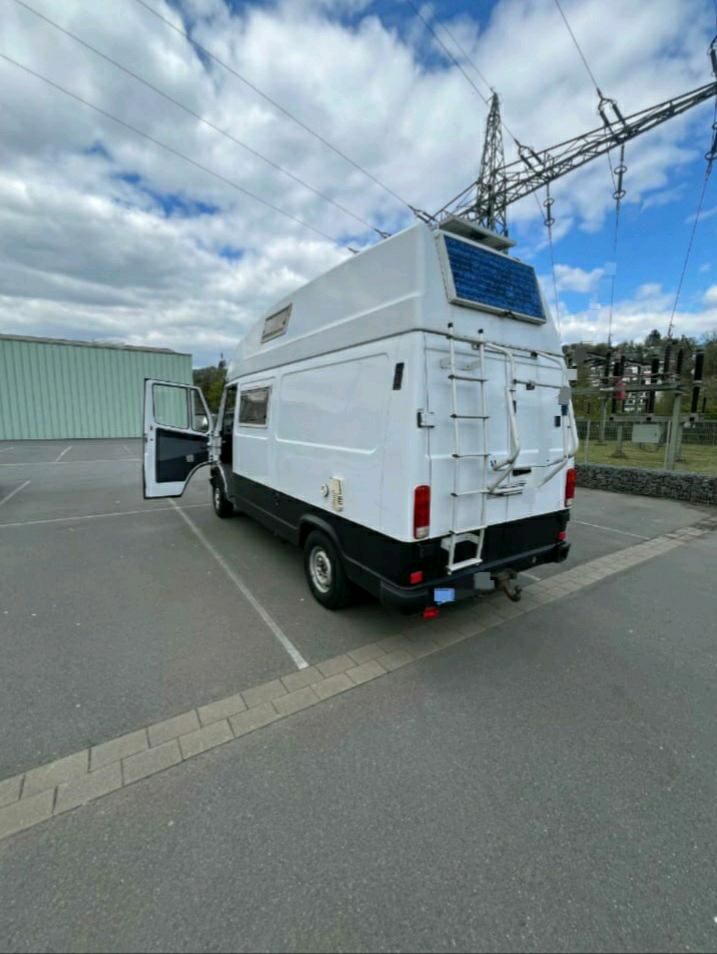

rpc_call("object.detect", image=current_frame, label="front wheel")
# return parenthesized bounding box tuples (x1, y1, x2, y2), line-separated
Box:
(303, 530, 354, 610)
(212, 481, 234, 518)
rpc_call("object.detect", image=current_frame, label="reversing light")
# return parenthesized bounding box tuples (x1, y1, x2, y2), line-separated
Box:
(413, 485, 431, 539)
(565, 467, 576, 508)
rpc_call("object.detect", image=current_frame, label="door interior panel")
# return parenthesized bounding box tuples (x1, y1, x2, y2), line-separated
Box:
(156, 430, 209, 482)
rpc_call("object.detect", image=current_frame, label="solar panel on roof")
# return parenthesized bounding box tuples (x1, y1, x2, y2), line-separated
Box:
(443, 235, 546, 323)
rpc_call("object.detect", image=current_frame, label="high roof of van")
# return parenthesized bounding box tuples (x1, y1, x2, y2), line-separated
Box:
(228, 219, 561, 379)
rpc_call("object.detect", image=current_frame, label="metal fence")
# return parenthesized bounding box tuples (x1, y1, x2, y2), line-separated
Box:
(575, 419, 717, 475)
(576, 420, 717, 445)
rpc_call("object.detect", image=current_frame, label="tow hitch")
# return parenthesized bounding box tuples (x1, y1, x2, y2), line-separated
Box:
(492, 569, 522, 602)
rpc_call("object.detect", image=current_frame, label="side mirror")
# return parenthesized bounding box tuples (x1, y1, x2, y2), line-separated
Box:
(193, 413, 212, 433)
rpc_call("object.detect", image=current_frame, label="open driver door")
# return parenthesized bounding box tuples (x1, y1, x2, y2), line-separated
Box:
(143, 379, 214, 498)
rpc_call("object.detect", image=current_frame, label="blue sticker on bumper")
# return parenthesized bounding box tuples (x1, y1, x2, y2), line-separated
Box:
(434, 587, 456, 604)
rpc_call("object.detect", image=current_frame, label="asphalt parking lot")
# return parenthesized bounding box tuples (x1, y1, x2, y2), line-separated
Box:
(1, 439, 716, 952)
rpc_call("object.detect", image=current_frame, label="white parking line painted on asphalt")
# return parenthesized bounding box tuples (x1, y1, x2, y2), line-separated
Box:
(0, 503, 206, 529)
(0, 458, 140, 467)
(520, 571, 542, 582)
(170, 499, 309, 671)
(573, 520, 649, 540)
(0, 447, 15, 453)
(0, 480, 30, 508)
(54, 446, 73, 463)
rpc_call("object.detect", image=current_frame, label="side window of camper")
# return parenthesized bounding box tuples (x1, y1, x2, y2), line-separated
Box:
(239, 386, 271, 427)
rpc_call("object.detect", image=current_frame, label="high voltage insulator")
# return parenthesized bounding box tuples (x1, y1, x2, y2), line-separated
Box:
(694, 351, 705, 382)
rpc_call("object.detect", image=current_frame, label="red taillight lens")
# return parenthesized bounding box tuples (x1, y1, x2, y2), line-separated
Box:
(423, 606, 440, 620)
(557, 530, 567, 542)
(409, 570, 424, 585)
(413, 485, 431, 539)
(565, 467, 576, 508)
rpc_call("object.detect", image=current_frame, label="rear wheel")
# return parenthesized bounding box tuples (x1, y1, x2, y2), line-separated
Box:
(212, 481, 234, 518)
(303, 530, 353, 610)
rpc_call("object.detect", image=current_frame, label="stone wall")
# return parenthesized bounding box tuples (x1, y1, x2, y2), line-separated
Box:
(575, 463, 717, 506)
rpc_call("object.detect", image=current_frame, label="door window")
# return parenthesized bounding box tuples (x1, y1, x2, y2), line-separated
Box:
(153, 383, 191, 429)
(239, 387, 271, 427)
(191, 390, 211, 433)
(222, 385, 238, 435)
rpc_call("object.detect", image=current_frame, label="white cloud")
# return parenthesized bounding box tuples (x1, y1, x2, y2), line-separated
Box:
(0, 0, 714, 363)
(560, 283, 717, 343)
(553, 264, 605, 293)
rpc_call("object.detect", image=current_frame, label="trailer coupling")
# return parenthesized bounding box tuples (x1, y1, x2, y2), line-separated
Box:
(492, 569, 523, 602)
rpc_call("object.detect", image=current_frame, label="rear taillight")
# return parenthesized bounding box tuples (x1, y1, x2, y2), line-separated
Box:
(413, 485, 431, 539)
(565, 467, 576, 508)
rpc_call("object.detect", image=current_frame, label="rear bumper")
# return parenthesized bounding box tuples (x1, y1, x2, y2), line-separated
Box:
(379, 540, 570, 613)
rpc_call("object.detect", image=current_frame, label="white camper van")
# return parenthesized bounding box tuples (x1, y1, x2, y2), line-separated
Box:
(143, 216, 578, 613)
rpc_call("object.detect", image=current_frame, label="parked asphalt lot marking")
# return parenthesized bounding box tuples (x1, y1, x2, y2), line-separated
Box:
(573, 519, 650, 540)
(0, 458, 140, 467)
(54, 445, 73, 463)
(0, 503, 206, 530)
(0, 480, 31, 508)
(169, 499, 309, 671)
(0, 446, 15, 453)
(519, 571, 542, 582)
(2, 518, 714, 843)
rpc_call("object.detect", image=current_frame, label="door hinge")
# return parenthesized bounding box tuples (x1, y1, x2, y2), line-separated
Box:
(417, 409, 435, 428)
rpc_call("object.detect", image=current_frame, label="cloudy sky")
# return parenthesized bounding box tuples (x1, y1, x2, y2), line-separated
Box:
(1, 0, 716, 366)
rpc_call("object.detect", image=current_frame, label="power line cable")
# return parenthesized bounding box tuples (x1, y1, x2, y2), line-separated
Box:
(553, 0, 625, 340)
(543, 181, 563, 336)
(426, 16, 494, 95)
(553, 0, 602, 92)
(404, 0, 490, 105)
(132, 0, 413, 212)
(12, 0, 387, 237)
(553, 0, 617, 192)
(0, 52, 345, 245)
(666, 96, 717, 338)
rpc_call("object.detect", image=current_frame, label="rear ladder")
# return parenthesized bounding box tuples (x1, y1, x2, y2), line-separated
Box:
(441, 326, 576, 574)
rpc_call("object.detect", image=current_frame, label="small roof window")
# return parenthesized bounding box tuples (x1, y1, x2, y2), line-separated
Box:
(261, 304, 291, 343)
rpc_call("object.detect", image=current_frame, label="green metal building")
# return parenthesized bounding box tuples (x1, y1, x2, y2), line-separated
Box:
(0, 334, 192, 440)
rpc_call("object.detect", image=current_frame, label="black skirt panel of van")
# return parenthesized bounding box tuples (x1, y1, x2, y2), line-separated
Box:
(224, 473, 569, 606)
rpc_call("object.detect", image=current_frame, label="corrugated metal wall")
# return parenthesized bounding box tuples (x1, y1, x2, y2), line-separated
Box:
(0, 336, 193, 439)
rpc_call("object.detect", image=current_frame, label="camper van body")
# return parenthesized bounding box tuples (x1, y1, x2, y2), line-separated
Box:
(143, 217, 577, 611)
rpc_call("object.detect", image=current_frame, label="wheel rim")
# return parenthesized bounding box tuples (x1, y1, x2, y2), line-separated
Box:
(309, 546, 333, 594)
(214, 486, 222, 511)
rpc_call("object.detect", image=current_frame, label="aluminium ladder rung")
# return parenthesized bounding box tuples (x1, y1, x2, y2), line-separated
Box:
(451, 452, 490, 459)
(448, 555, 483, 572)
(450, 413, 490, 420)
(451, 489, 487, 497)
(448, 374, 486, 383)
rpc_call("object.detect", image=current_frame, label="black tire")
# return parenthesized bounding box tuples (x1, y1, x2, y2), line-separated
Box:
(212, 480, 234, 518)
(303, 530, 354, 610)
